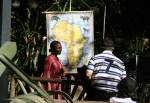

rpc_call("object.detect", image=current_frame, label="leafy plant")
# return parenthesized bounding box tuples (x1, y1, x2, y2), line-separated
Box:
(11, 6, 45, 76)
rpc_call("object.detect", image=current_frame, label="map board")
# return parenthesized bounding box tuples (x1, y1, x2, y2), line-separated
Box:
(46, 11, 94, 70)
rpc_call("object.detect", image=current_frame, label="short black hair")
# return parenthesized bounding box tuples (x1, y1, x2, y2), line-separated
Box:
(49, 40, 60, 52)
(102, 37, 114, 47)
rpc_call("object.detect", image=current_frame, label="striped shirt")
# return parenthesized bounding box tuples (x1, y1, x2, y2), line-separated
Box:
(87, 50, 126, 92)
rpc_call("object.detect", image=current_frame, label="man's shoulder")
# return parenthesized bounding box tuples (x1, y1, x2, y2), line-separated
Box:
(94, 53, 123, 62)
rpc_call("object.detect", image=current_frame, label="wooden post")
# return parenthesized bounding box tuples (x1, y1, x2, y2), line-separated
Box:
(69, 0, 72, 11)
(0, 0, 11, 99)
(102, 6, 106, 39)
(10, 75, 16, 97)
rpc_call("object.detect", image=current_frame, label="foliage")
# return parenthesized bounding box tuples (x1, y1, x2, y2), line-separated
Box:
(11, 0, 150, 102)
(11, 2, 45, 76)
(0, 42, 17, 76)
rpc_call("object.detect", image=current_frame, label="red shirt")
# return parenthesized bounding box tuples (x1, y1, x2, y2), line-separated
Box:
(42, 54, 63, 79)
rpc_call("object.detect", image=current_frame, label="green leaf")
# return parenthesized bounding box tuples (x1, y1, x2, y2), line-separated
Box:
(0, 41, 17, 76)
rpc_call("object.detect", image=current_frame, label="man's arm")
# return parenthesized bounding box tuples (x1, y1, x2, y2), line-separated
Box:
(86, 57, 94, 80)
(86, 70, 93, 79)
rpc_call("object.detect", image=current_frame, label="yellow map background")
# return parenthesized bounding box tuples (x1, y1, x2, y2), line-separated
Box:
(53, 20, 87, 69)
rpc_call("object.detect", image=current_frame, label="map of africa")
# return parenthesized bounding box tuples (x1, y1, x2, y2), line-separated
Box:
(46, 11, 94, 70)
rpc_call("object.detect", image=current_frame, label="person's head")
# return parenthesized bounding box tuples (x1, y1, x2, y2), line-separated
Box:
(49, 40, 62, 55)
(102, 37, 114, 51)
(144, 37, 150, 49)
(117, 77, 136, 98)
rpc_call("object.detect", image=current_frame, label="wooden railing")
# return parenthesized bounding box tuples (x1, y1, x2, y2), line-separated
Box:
(12, 72, 87, 99)
(29, 73, 86, 100)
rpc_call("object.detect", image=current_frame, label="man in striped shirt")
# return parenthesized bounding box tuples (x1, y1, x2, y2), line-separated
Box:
(85, 37, 126, 101)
